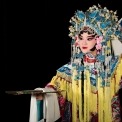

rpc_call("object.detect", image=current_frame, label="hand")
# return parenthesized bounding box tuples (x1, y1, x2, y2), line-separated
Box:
(33, 93, 44, 100)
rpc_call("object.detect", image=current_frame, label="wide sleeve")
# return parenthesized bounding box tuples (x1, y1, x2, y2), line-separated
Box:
(45, 63, 72, 120)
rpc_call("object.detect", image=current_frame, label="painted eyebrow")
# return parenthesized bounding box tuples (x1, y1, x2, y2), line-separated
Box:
(79, 35, 95, 38)
(87, 35, 95, 38)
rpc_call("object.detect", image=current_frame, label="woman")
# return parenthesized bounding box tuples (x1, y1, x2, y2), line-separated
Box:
(29, 5, 122, 122)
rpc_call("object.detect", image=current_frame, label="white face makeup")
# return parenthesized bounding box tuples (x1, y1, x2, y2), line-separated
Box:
(76, 32, 97, 54)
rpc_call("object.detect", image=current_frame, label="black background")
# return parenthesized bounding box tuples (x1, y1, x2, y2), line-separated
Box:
(3, 0, 122, 122)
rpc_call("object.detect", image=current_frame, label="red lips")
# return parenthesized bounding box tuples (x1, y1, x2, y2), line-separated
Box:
(82, 47, 88, 49)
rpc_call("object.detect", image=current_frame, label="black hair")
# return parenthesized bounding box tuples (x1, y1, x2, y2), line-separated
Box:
(79, 26, 97, 36)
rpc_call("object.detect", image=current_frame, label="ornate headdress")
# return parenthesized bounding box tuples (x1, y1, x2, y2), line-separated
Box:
(69, 4, 122, 63)
(69, 4, 122, 41)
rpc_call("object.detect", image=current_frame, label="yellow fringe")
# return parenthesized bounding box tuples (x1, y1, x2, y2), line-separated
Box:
(90, 92, 97, 114)
(72, 69, 78, 122)
(114, 56, 122, 92)
(78, 73, 83, 122)
(66, 82, 70, 101)
(86, 70, 90, 121)
(98, 77, 104, 122)
(110, 77, 115, 99)
(48, 56, 122, 121)
(84, 73, 87, 122)
(104, 80, 112, 122)
(107, 40, 111, 54)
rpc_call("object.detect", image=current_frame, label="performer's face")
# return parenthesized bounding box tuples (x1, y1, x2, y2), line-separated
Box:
(77, 32, 97, 54)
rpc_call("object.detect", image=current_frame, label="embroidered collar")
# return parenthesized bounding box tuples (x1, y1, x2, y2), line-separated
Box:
(84, 53, 96, 63)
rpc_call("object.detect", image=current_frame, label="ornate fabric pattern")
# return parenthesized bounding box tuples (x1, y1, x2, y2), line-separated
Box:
(111, 85, 122, 122)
